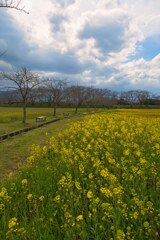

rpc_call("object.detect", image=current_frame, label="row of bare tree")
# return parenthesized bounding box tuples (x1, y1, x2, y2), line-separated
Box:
(0, 67, 159, 123)
(0, 67, 117, 122)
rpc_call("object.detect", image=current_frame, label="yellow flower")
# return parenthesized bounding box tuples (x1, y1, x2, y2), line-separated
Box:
(133, 211, 138, 219)
(143, 221, 149, 228)
(65, 212, 72, 220)
(108, 158, 116, 164)
(8, 217, 18, 229)
(140, 158, 146, 164)
(0, 187, 11, 201)
(27, 194, 33, 201)
(76, 215, 83, 221)
(94, 197, 100, 204)
(116, 229, 125, 240)
(79, 164, 84, 173)
(88, 173, 94, 179)
(75, 181, 82, 190)
(21, 179, 28, 186)
(135, 150, 141, 157)
(123, 149, 130, 156)
(100, 168, 109, 178)
(100, 187, 112, 197)
(39, 195, 45, 201)
(155, 143, 159, 149)
(87, 190, 93, 199)
(53, 195, 61, 203)
(113, 186, 123, 195)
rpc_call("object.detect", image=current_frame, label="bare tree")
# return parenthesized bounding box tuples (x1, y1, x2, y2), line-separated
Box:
(85, 87, 117, 108)
(120, 91, 138, 105)
(0, 67, 44, 123)
(119, 90, 151, 106)
(65, 85, 88, 114)
(0, 89, 21, 105)
(36, 87, 51, 106)
(84, 87, 97, 108)
(100, 89, 117, 108)
(47, 78, 67, 116)
(135, 90, 151, 105)
(0, 0, 29, 13)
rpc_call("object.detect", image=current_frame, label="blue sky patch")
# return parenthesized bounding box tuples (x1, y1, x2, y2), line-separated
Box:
(136, 35, 160, 61)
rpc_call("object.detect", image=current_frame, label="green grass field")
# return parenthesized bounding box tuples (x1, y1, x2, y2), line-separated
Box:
(0, 107, 99, 179)
(0, 107, 92, 135)
(0, 108, 160, 239)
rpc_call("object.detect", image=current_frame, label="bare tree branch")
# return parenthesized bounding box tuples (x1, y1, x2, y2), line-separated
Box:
(0, 0, 29, 14)
(0, 67, 44, 123)
(0, 48, 7, 57)
(46, 77, 68, 116)
(65, 85, 88, 113)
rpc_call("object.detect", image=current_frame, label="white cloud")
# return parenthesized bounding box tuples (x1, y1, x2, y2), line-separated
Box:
(1, 0, 159, 93)
(8, 0, 55, 48)
(0, 60, 12, 71)
(111, 55, 160, 91)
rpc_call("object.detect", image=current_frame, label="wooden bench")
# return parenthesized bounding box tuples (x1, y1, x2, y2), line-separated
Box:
(63, 112, 69, 117)
(36, 116, 46, 122)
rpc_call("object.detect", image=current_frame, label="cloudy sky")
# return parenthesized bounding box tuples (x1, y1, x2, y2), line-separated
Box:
(0, 0, 160, 93)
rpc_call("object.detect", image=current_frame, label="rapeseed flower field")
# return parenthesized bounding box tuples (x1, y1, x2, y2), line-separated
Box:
(0, 110, 160, 239)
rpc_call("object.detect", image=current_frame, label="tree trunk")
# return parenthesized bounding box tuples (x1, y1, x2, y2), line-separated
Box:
(22, 101, 27, 124)
(53, 105, 57, 116)
(75, 106, 78, 114)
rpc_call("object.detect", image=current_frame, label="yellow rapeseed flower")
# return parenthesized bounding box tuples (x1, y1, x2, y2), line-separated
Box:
(76, 215, 83, 221)
(39, 195, 45, 201)
(100, 168, 109, 178)
(143, 221, 149, 228)
(27, 194, 33, 201)
(123, 149, 130, 156)
(87, 190, 93, 199)
(135, 150, 141, 157)
(53, 195, 61, 203)
(133, 211, 138, 219)
(21, 179, 28, 186)
(116, 229, 125, 240)
(100, 187, 112, 197)
(8, 217, 18, 229)
(75, 181, 82, 190)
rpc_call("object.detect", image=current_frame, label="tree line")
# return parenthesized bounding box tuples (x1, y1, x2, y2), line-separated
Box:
(0, 67, 159, 123)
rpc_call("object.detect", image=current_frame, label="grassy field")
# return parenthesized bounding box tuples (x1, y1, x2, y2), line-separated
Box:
(0, 109, 160, 239)
(0, 107, 92, 135)
(117, 108, 160, 117)
(0, 107, 98, 179)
